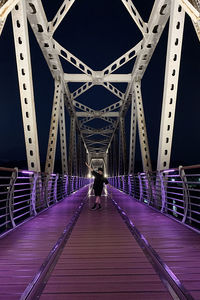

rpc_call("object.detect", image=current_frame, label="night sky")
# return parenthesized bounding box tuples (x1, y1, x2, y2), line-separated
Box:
(0, 0, 199, 172)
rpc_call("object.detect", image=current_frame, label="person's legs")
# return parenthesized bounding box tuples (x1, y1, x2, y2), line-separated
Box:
(95, 196, 100, 204)
(91, 191, 102, 210)
(91, 190, 98, 210)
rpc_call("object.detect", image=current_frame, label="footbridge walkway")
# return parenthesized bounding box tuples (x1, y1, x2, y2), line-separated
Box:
(0, 165, 200, 300)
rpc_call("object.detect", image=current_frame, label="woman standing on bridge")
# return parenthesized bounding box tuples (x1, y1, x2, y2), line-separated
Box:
(85, 162, 110, 210)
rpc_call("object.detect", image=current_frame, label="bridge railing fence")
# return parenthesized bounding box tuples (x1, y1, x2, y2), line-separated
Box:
(109, 165, 200, 232)
(0, 167, 89, 236)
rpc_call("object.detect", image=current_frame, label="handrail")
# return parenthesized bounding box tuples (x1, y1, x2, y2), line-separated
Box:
(0, 167, 89, 236)
(109, 164, 200, 232)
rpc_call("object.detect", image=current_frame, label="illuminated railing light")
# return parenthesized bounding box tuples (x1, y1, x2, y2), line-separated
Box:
(21, 170, 34, 174)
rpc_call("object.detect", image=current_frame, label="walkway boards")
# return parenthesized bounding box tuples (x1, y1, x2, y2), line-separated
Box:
(0, 186, 89, 300)
(40, 193, 172, 300)
(110, 188, 200, 300)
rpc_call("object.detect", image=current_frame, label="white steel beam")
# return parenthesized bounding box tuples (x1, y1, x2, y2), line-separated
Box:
(68, 117, 77, 175)
(102, 41, 142, 76)
(45, 80, 62, 174)
(118, 117, 127, 175)
(79, 116, 95, 126)
(72, 99, 94, 113)
(11, 0, 40, 172)
(59, 90, 68, 174)
(72, 82, 94, 99)
(101, 117, 118, 125)
(133, 0, 170, 82)
(48, 0, 76, 35)
(122, 0, 170, 116)
(177, 0, 200, 22)
(76, 112, 119, 118)
(121, 0, 148, 36)
(0, 0, 20, 35)
(133, 81, 152, 172)
(181, 0, 200, 41)
(129, 91, 137, 174)
(191, 18, 200, 41)
(100, 100, 122, 113)
(157, 1, 185, 171)
(102, 82, 125, 100)
(64, 73, 132, 83)
(55, 40, 94, 76)
(26, 1, 89, 153)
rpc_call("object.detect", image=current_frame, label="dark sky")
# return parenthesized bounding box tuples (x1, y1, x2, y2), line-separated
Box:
(0, 0, 199, 171)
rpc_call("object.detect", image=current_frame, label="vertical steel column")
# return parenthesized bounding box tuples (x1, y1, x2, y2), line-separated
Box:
(129, 90, 137, 174)
(104, 152, 108, 176)
(11, 0, 40, 172)
(118, 117, 127, 175)
(109, 145, 113, 177)
(59, 91, 68, 175)
(77, 133, 82, 177)
(81, 142, 87, 177)
(68, 116, 77, 175)
(157, 1, 185, 171)
(133, 81, 152, 172)
(45, 80, 62, 174)
(113, 133, 118, 176)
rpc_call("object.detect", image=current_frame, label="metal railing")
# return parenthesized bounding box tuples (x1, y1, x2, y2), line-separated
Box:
(109, 165, 200, 232)
(0, 167, 89, 235)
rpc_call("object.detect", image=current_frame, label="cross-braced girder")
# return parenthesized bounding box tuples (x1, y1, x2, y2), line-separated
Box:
(1, 0, 199, 175)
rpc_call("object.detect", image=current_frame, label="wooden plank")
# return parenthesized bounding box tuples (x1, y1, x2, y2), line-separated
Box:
(40, 291, 172, 300)
(110, 188, 200, 297)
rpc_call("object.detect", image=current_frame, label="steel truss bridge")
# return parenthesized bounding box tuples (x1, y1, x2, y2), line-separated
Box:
(1, 0, 200, 299)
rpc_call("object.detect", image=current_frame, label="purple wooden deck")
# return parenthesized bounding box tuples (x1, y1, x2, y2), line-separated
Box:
(0, 186, 89, 300)
(109, 188, 200, 300)
(1, 186, 200, 299)
(40, 192, 172, 300)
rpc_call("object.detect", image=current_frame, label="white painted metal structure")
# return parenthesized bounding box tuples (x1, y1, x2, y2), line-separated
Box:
(0, 0, 199, 174)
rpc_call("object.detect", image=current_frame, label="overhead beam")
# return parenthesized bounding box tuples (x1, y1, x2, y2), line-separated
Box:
(76, 112, 119, 118)
(64, 73, 132, 83)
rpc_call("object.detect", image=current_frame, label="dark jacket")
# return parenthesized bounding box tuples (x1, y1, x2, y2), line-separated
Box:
(92, 170, 108, 191)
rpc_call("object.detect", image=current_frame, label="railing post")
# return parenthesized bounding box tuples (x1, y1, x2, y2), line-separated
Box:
(159, 171, 167, 213)
(138, 173, 143, 202)
(122, 176, 125, 193)
(54, 174, 59, 202)
(64, 175, 68, 196)
(179, 167, 189, 223)
(44, 174, 51, 207)
(146, 171, 153, 205)
(7, 168, 18, 228)
(30, 173, 38, 216)
(128, 175, 132, 196)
